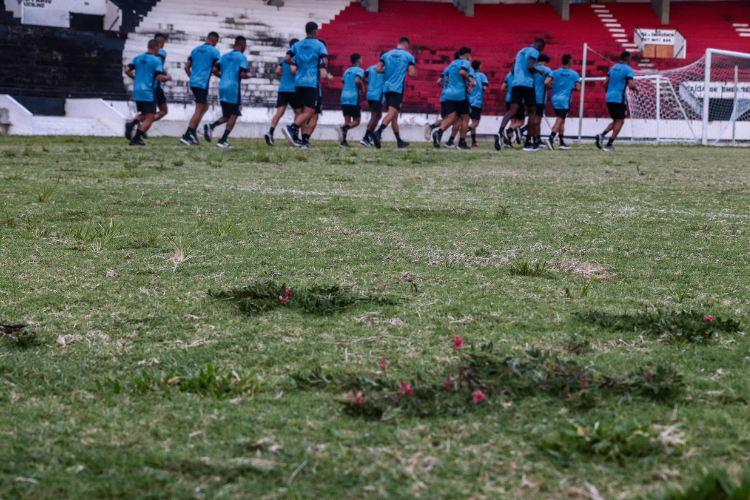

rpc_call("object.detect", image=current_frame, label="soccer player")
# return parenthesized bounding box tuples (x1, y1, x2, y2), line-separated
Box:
(530, 53, 553, 151)
(374, 37, 416, 149)
(153, 33, 169, 123)
(597, 51, 638, 152)
(501, 72, 526, 146)
(204, 36, 250, 148)
(295, 41, 333, 149)
(362, 54, 385, 147)
(468, 59, 489, 148)
(124, 39, 172, 146)
(181, 31, 221, 146)
(338, 53, 365, 147)
(545, 54, 581, 150)
(432, 46, 473, 150)
(266, 38, 301, 147)
(425, 52, 459, 146)
(495, 38, 546, 151)
(282, 22, 329, 148)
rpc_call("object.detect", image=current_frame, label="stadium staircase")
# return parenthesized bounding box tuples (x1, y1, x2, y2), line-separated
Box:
(0, 0, 20, 24)
(122, 0, 355, 107)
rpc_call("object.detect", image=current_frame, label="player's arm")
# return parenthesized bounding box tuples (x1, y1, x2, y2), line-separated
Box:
(436, 77, 443, 88)
(284, 51, 295, 66)
(240, 67, 250, 80)
(124, 64, 135, 80)
(355, 75, 363, 92)
(603, 76, 610, 92)
(627, 78, 638, 93)
(363, 73, 369, 86)
(527, 57, 541, 74)
(544, 76, 553, 88)
(212, 63, 221, 78)
(407, 63, 416, 78)
(376, 61, 385, 74)
(185, 58, 192, 77)
(156, 71, 171, 83)
(483, 84, 489, 93)
(500, 82, 508, 92)
(320, 67, 334, 82)
(276, 63, 283, 77)
(459, 68, 471, 82)
(574, 82, 581, 92)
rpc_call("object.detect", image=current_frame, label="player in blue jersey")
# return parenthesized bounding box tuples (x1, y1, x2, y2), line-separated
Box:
(266, 38, 301, 147)
(425, 52, 459, 145)
(361, 54, 385, 147)
(545, 54, 581, 150)
(374, 37, 416, 149)
(501, 72, 526, 146)
(597, 51, 638, 152)
(432, 47, 474, 149)
(528, 53, 553, 151)
(337, 54, 365, 147)
(204, 36, 250, 148)
(468, 59, 489, 148)
(282, 22, 329, 148)
(181, 32, 221, 146)
(495, 38, 546, 151)
(153, 33, 169, 125)
(124, 39, 172, 146)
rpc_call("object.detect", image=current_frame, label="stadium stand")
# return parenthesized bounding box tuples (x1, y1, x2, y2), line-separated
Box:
(0, 0, 20, 24)
(111, 0, 161, 33)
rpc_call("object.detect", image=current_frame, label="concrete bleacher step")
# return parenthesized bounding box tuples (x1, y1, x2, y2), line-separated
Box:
(31, 117, 115, 136)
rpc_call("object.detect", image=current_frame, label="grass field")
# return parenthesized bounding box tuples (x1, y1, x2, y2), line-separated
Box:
(1, 136, 750, 500)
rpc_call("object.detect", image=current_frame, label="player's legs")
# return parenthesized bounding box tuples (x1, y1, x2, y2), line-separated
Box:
(217, 114, 238, 148)
(271, 106, 287, 129)
(295, 107, 316, 128)
(458, 114, 470, 140)
(610, 119, 624, 139)
(439, 112, 457, 132)
(189, 103, 209, 130)
(139, 113, 156, 133)
(154, 102, 168, 121)
(469, 118, 480, 146)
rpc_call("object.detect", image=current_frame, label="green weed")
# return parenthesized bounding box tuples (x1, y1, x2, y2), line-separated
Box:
(509, 259, 550, 277)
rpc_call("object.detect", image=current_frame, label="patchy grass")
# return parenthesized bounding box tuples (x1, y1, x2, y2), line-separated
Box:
(1, 137, 750, 499)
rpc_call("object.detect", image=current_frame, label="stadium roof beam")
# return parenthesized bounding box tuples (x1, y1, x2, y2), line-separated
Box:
(549, 0, 570, 21)
(651, 0, 670, 24)
(359, 0, 379, 12)
(453, 0, 475, 17)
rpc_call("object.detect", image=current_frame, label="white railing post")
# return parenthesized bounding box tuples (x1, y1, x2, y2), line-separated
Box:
(656, 75, 661, 143)
(732, 65, 738, 146)
(578, 43, 587, 144)
(702, 49, 711, 145)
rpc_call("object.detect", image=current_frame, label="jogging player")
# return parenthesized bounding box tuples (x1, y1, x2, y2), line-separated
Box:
(432, 46, 473, 150)
(205, 36, 250, 148)
(496, 38, 546, 151)
(124, 39, 172, 146)
(338, 53, 365, 147)
(501, 71, 526, 146)
(425, 52, 459, 146)
(530, 53, 553, 151)
(362, 54, 385, 147)
(374, 37, 416, 149)
(545, 54, 581, 150)
(266, 38, 301, 146)
(282, 22, 329, 147)
(153, 33, 169, 124)
(597, 51, 637, 152)
(181, 32, 221, 146)
(468, 59, 489, 148)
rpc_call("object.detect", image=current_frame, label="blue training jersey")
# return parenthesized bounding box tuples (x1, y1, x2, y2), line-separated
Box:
(341, 66, 365, 106)
(289, 38, 328, 89)
(278, 57, 296, 93)
(512, 46, 540, 88)
(217, 50, 248, 104)
(504, 72, 514, 103)
(128, 53, 164, 102)
(470, 71, 488, 108)
(443, 59, 471, 102)
(380, 48, 416, 94)
(533, 65, 552, 105)
(156, 48, 167, 89)
(550, 67, 581, 110)
(606, 62, 635, 104)
(440, 67, 448, 103)
(365, 64, 384, 101)
(188, 43, 221, 90)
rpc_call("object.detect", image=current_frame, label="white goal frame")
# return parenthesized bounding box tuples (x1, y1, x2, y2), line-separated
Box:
(701, 48, 750, 145)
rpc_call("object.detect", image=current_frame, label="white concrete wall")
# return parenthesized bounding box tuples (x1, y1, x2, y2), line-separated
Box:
(66, 99, 127, 135)
(16, 0, 121, 30)
(0, 95, 33, 136)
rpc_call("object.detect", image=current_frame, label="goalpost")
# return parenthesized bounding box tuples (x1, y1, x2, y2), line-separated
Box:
(577, 45, 750, 145)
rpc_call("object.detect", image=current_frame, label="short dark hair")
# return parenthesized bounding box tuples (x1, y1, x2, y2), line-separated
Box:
(398, 36, 410, 46)
(319, 39, 327, 46)
(289, 38, 299, 48)
(458, 46, 471, 57)
(235, 36, 246, 45)
(538, 54, 550, 63)
(350, 53, 361, 64)
(154, 33, 167, 40)
(534, 37, 546, 48)
(621, 50, 631, 60)
(471, 59, 481, 71)
(562, 54, 573, 65)
(306, 22, 319, 34)
(147, 39, 160, 50)
(207, 32, 219, 39)
(453, 51, 459, 60)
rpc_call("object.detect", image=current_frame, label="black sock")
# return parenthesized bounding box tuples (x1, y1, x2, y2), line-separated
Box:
(342, 125, 349, 139)
(365, 129, 372, 139)
(549, 132, 557, 141)
(133, 129, 142, 141)
(559, 135, 565, 144)
(607, 138, 614, 147)
(394, 132, 401, 142)
(602, 130, 609, 137)
(377, 124, 386, 134)
(220, 130, 230, 143)
(446, 135, 454, 144)
(210, 121, 221, 130)
(471, 130, 477, 144)
(269, 126, 275, 136)
(302, 134, 310, 142)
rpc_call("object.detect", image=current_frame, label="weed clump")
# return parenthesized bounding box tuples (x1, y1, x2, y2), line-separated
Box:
(210, 280, 399, 316)
(0, 324, 39, 348)
(646, 468, 750, 500)
(509, 259, 550, 277)
(576, 309, 741, 343)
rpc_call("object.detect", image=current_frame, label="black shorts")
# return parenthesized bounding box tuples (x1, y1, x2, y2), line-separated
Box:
(368, 99, 383, 113)
(470, 106, 482, 120)
(315, 97, 322, 115)
(155, 86, 167, 106)
(506, 101, 526, 121)
(385, 92, 404, 111)
(535, 104, 546, 117)
(277, 91, 301, 110)
(342, 104, 361, 119)
(607, 102, 628, 120)
(554, 108, 569, 119)
(191, 87, 208, 105)
(136, 100, 157, 114)
(441, 99, 470, 118)
(510, 86, 536, 107)
(296, 87, 319, 110)
(220, 101, 242, 119)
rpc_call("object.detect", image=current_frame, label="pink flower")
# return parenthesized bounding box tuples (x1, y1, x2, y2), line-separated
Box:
(380, 355, 389, 372)
(346, 390, 355, 405)
(704, 315, 714, 322)
(472, 390, 486, 405)
(444, 372, 452, 388)
(285, 289, 292, 299)
(279, 295, 289, 304)
(356, 391, 363, 404)
(453, 334, 464, 350)
(398, 379, 413, 397)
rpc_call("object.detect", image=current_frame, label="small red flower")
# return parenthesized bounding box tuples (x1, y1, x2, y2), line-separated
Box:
(285, 289, 292, 299)
(346, 390, 355, 405)
(472, 390, 486, 405)
(398, 379, 413, 397)
(704, 315, 714, 322)
(453, 334, 464, 350)
(380, 355, 389, 372)
(444, 372, 452, 388)
(279, 295, 289, 304)
(356, 391, 363, 404)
